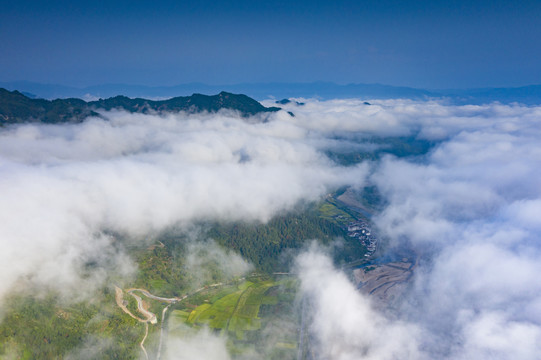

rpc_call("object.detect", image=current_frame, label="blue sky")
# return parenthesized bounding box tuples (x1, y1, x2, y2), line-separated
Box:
(1, 0, 540, 89)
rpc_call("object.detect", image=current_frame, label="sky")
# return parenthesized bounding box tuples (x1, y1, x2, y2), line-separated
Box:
(1, 0, 541, 89)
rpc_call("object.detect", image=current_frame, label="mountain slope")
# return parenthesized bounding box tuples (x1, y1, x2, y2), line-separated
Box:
(0, 89, 280, 125)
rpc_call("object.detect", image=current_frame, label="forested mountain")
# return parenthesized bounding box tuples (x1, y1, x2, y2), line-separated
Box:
(0, 88, 280, 125)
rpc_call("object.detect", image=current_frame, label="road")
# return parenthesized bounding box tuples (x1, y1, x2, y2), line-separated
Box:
(129, 291, 157, 324)
(297, 297, 306, 360)
(140, 323, 149, 360)
(156, 305, 170, 360)
(127, 288, 181, 303)
(114, 286, 146, 323)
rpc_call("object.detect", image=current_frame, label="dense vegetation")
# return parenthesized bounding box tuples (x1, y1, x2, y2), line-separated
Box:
(0, 290, 141, 359)
(128, 240, 191, 297)
(207, 205, 364, 272)
(126, 202, 366, 297)
(0, 88, 280, 124)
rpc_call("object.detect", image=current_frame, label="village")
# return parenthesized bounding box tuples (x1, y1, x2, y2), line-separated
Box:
(347, 220, 377, 257)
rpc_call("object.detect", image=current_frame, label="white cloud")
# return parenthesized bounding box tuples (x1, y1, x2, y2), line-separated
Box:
(362, 100, 541, 358)
(296, 246, 422, 360)
(183, 239, 253, 289)
(3, 97, 541, 359)
(165, 328, 231, 360)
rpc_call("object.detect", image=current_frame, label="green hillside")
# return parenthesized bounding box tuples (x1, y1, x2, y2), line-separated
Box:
(0, 88, 280, 125)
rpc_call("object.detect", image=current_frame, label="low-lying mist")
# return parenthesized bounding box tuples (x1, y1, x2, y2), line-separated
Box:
(2, 98, 541, 358)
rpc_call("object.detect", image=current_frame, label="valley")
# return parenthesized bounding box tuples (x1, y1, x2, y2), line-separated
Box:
(8, 184, 416, 359)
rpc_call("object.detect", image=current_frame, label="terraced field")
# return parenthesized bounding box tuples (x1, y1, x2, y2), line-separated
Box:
(354, 259, 416, 303)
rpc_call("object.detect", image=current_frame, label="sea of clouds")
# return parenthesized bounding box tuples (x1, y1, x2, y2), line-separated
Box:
(280, 98, 541, 359)
(1, 98, 541, 358)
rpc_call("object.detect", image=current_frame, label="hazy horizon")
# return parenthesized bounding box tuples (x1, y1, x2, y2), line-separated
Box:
(6, 78, 541, 91)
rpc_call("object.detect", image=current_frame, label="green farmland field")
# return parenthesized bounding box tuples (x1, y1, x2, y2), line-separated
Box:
(178, 280, 277, 339)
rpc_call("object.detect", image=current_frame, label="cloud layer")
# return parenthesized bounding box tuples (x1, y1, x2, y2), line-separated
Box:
(2, 98, 541, 359)
(281, 98, 541, 359)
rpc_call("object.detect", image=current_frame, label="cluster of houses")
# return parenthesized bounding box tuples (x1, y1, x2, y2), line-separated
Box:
(347, 220, 377, 257)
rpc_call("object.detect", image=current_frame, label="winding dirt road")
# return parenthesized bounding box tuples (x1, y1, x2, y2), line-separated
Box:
(114, 287, 151, 359)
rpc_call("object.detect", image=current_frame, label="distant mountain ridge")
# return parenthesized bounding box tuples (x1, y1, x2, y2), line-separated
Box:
(0, 81, 434, 101)
(0, 88, 280, 125)
(2, 81, 541, 104)
(432, 85, 541, 105)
